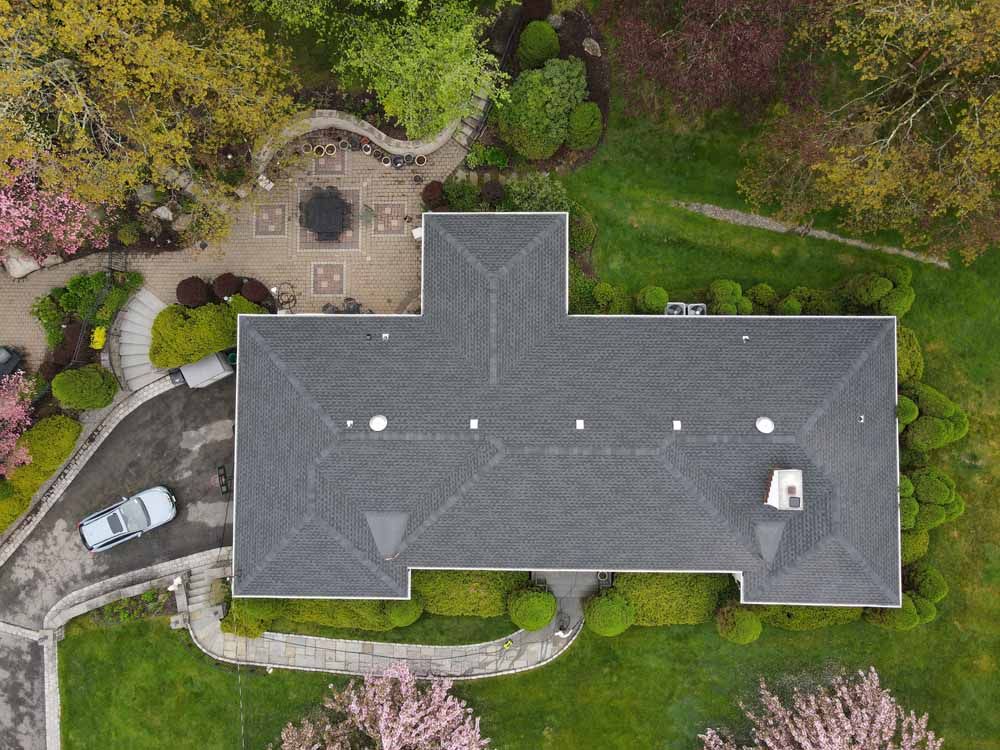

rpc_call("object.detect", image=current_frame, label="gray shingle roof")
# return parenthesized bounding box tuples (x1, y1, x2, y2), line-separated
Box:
(233, 213, 901, 606)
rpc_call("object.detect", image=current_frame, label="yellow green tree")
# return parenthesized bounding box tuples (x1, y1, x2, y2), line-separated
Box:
(0, 0, 296, 225)
(740, 0, 1000, 263)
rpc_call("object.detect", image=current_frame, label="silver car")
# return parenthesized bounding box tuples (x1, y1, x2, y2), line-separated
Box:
(77, 486, 177, 552)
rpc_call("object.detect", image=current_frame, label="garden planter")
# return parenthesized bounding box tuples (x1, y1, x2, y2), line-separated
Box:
(312, 144, 326, 156)
(300, 143, 313, 155)
(414, 154, 427, 167)
(339, 139, 350, 151)
(391, 156, 405, 169)
(323, 143, 337, 156)
(372, 148, 383, 160)
(362, 143, 373, 155)
(381, 156, 392, 166)
(404, 154, 415, 165)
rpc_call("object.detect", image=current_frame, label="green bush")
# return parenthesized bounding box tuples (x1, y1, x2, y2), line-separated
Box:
(942, 493, 965, 522)
(220, 598, 289, 638)
(901, 384, 968, 451)
(149, 296, 265, 369)
(910, 467, 955, 505)
(0, 480, 12, 502)
(498, 57, 587, 159)
(636, 286, 669, 314)
(715, 604, 762, 645)
(615, 573, 728, 626)
(584, 589, 635, 636)
(876, 285, 915, 317)
(913, 503, 947, 531)
(592, 281, 633, 313)
(505, 172, 571, 212)
(443, 177, 482, 211)
(569, 206, 597, 252)
(904, 416, 960, 451)
(840, 273, 894, 306)
(787, 286, 843, 315)
(746, 283, 778, 313)
(508, 587, 557, 631)
(569, 263, 597, 314)
(412, 570, 529, 617)
(864, 593, 920, 631)
(566, 102, 602, 150)
(517, 20, 560, 69)
(387, 596, 424, 628)
(900, 448, 929, 470)
(896, 327, 924, 383)
(116, 221, 141, 246)
(899, 496, 919, 530)
(708, 279, 742, 302)
(464, 143, 509, 170)
(31, 294, 66, 349)
(908, 563, 948, 603)
(898, 474, 914, 497)
(51, 365, 118, 410)
(901, 529, 930, 565)
(775, 296, 802, 315)
(911, 594, 938, 624)
(287, 599, 393, 631)
(896, 395, 918, 431)
(755, 605, 862, 631)
(884, 265, 912, 287)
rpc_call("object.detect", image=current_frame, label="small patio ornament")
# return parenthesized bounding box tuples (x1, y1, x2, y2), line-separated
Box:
(502, 639, 513, 650)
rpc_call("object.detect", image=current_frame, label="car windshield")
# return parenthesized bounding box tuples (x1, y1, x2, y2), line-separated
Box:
(119, 498, 149, 532)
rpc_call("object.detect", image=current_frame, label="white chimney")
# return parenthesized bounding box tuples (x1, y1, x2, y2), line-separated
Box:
(765, 469, 803, 511)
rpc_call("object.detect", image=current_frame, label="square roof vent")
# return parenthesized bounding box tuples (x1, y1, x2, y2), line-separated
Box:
(765, 469, 803, 511)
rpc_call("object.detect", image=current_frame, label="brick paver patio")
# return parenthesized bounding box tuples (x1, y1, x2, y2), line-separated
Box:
(0, 141, 465, 370)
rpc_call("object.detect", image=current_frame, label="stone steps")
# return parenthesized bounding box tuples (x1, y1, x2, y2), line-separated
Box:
(111, 288, 169, 391)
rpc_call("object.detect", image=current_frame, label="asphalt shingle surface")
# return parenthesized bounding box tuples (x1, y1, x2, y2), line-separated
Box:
(234, 214, 900, 605)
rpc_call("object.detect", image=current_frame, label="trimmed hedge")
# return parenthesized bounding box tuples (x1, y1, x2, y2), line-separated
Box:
(911, 594, 938, 624)
(614, 573, 728, 626)
(149, 295, 265, 369)
(387, 596, 424, 628)
(908, 563, 948, 603)
(901, 383, 968, 451)
(876, 284, 915, 317)
(592, 281, 634, 314)
(775, 296, 802, 315)
(896, 395, 918, 431)
(569, 263, 598, 314)
(0, 416, 82, 532)
(287, 599, 393, 631)
(746, 283, 778, 313)
(411, 570, 529, 617)
(220, 598, 288, 638)
(517, 20, 560, 69)
(707, 279, 753, 315)
(863, 593, 920, 631)
(584, 589, 635, 636)
(715, 604, 762, 645)
(569, 206, 597, 252)
(896, 327, 924, 383)
(901, 529, 930, 565)
(507, 587, 557, 631)
(910, 467, 955, 505)
(636, 286, 669, 314)
(899, 496, 919, 530)
(51, 364, 118, 410)
(755, 604, 861, 631)
(566, 102, 603, 150)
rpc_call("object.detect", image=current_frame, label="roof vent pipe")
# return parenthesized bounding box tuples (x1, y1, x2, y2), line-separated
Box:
(755, 417, 775, 434)
(369, 415, 388, 432)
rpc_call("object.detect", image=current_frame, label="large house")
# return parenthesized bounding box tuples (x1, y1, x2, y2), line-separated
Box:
(232, 213, 901, 607)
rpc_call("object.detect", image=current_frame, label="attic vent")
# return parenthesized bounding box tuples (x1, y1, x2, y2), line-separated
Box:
(765, 469, 803, 511)
(755, 416, 775, 434)
(369, 415, 388, 432)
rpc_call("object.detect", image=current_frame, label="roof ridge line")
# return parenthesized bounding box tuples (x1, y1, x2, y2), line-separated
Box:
(797, 320, 894, 440)
(828, 535, 900, 604)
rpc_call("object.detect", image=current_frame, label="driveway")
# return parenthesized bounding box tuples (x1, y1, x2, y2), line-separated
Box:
(0, 630, 44, 750)
(0, 378, 236, 630)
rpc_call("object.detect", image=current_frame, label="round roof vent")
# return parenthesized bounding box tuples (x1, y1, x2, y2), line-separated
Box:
(369, 415, 388, 432)
(755, 416, 775, 434)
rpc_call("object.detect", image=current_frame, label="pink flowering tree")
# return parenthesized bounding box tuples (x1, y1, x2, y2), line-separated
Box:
(0, 371, 34, 476)
(276, 662, 489, 750)
(0, 165, 108, 263)
(701, 667, 942, 750)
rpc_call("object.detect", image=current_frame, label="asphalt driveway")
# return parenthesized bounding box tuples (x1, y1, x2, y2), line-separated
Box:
(0, 378, 236, 630)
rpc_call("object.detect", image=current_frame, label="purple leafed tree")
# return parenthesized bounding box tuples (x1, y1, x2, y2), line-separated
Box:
(275, 662, 489, 750)
(0, 371, 33, 476)
(701, 667, 942, 750)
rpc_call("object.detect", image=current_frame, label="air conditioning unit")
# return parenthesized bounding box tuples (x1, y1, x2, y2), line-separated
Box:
(765, 469, 803, 511)
(665, 302, 687, 315)
(687, 303, 707, 315)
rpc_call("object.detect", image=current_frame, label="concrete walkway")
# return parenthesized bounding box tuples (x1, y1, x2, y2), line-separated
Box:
(186, 563, 591, 681)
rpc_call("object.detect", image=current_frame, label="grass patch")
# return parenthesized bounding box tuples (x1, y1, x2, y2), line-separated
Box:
(269, 613, 516, 645)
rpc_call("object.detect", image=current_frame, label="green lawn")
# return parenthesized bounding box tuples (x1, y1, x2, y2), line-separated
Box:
(269, 612, 516, 645)
(59, 103, 1000, 750)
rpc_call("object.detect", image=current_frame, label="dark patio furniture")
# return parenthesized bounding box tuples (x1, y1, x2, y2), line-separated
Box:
(299, 187, 351, 241)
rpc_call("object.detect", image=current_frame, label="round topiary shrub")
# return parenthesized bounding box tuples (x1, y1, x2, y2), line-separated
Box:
(387, 595, 425, 628)
(498, 58, 588, 160)
(480, 180, 505, 207)
(508, 587, 557, 631)
(736, 296, 753, 315)
(904, 416, 953, 451)
(176, 276, 210, 307)
(884, 264, 913, 287)
(569, 207, 597, 252)
(864, 593, 920, 630)
(517, 20, 560, 69)
(584, 589, 634, 636)
(422, 180, 445, 209)
(876, 285, 916, 317)
(566, 102, 603, 150)
(910, 467, 955, 505)
(899, 474, 914, 497)
(897, 395, 918, 431)
(900, 529, 930, 565)
(908, 563, 948, 603)
(715, 604, 762, 645)
(911, 594, 938, 624)
(116, 222, 140, 247)
(636, 285, 669, 314)
(710, 301, 738, 315)
(896, 327, 924, 383)
(775, 296, 802, 315)
(213, 273, 242, 298)
(899, 495, 919, 530)
(708, 279, 742, 303)
(615, 573, 728, 626)
(240, 279, 269, 304)
(841, 273, 894, 307)
(746, 283, 778, 312)
(51, 364, 119, 410)
(913, 503, 947, 531)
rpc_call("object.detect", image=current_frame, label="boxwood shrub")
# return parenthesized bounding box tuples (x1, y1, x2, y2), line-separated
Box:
(746, 283, 778, 313)
(901, 529, 930, 564)
(911, 594, 938, 624)
(387, 596, 424, 628)
(411, 570, 529, 617)
(287, 599, 394, 631)
(715, 604, 762, 645)
(569, 263, 597, 314)
(863, 593, 920, 631)
(635, 286, 669, 314)
(517, 20, 560, 69)
(614, 573, 728, 626)
(149, 295, 265, 369)
(755, 604, 861, 631)
(569, 206, 597, 252)
(220, 598, 288, 638)
(896, 395, 918, 432)
(908, 563, 948, 603)
(896, 327, 924, 383)
(51, 364, 118, 410)
(584, 589, 634, 636)
(507, 587, 557, 631)
(566, 102, 603, 150)
(498, 58, 587, 159)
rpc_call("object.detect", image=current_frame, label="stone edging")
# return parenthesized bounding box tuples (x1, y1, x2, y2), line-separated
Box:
(0, 377, 179, 567)
(673, 201, 951, 269)
(254, 109, 460, 179)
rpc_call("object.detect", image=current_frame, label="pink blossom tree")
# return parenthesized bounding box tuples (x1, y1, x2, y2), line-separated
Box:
(0, 164, 108, 263)
(701, 667, 942, 750)
(276, 662, 490, 750)
(0, 371, 34, 476)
